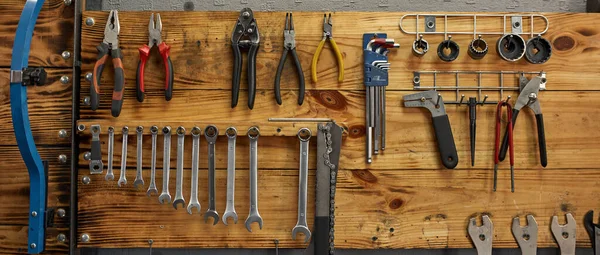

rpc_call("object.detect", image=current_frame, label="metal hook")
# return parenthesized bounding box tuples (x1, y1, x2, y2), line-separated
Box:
(481, 95, 488, 105)
(459, 94, 465, 105)
(505, 95, 512, 103)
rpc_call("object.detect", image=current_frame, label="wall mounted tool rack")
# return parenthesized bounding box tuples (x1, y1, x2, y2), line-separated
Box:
(412, 71, 547, 105)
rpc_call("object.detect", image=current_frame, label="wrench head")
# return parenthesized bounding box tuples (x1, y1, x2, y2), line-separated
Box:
(186, 202, 201, 215)
(105, 173, 114, 181)
(222, 211, 238, 226)
(245, 214, 263, 232)
(551, 213, 577, 251)
(134, 179, 145, 189)
(467, 215, 493, 254)
(204, 210, 219, 225)
(146, 187, 158, 197)
(117, 178, 127, 187)
(173, 199, 186, 209)
(158, 193, 171, 204)
(511, 215, 538, 252)
(292, 225, 311, 243)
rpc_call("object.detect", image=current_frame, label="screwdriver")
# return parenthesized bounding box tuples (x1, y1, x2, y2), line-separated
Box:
(467, 97, 477, 166)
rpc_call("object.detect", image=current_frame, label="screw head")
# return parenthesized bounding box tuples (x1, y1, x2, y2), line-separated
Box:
(77, 124, 86, 132)
(83, 96, 91, 106)
(247, 28, 253, 33)
(58, 154, 67, 164)
(61, 51, 71, 60)
(60, 76, 70, 84)
(63, 0, 72, 6)
(58, 129, 68, 138)
(31, 211, 38, 217)
(57, 233, 66, 243)
(57, 208, 66, 218)
(85, 73, 93, 81)
(81, 234, 90, 242)
(82, 176, 91, 185)
(30, 243, 36, 249)
(83, 152, 91, 161)
(85, 17, 95, 26)
(242, 11, 250, 18)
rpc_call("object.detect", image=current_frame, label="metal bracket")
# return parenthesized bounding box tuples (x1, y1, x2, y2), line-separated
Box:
(511, 16, 523, 34)
(424, 16, 436, 32)
(10, 70, 23, 83)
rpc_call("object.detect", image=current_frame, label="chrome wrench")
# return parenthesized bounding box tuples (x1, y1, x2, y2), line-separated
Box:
(187, 126, 201, 214)
(292, 128, 311, 243)
(551, 213, 576, 255)
(134, 126, 144, 189)
(512, 215, 538, 255)
(173, 127, 186, 209)
(146, 126, 159, 196)
(204, 125, 219, 224)
(223, 127, 238, 225)
(158, 126, 172, 204)
(117, 126, 128, 187)
(468, 215, 493, 255)
(245, 126, 263, 232)
(105, 126, 115, 181)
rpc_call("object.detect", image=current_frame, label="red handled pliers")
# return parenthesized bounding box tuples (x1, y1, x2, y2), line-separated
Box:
(136, 13, 173, 102)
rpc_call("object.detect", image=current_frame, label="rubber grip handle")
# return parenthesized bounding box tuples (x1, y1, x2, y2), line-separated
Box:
(536, 113, 547, 167)
(499, 109, 520, 162)
(314, 216, 329, 255)
(274, 49, 288, 105)
(291, 49, 305, 105)
(110, 48, 125, 118)
(584, 211, 596, 254)
(432, 114, 459, 169)
(231, 43, 242, 108)
(247, 43, 259, 110)
(91, 43, 109, 111)
(158, 42, 174, 101)
(311, 39, 326, 83)
(329, 38, 344, 82)
(136, 45, 151, 103)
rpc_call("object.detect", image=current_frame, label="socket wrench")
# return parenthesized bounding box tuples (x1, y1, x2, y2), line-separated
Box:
(187, 126, 201, 214)
(158, 126, 172, 204)
(223, 127, 238, 225)
(245, 126, 263, 232)
(173, 126, 186, 209)
(204, 125, 219, 224)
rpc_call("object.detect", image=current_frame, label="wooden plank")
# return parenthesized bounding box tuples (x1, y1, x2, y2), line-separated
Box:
(77, 168, 599, 248)
(0, 226, 69, 254)
(0, 0, 74, 68)
(0, 69, 72, 146)
(80, 12, 600, 93)
(77, 90, 600, 170)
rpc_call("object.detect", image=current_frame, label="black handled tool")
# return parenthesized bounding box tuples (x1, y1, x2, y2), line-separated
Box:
(231, 8, 260, 109)
(404, 91, 459, 169)
(275, 13, 305, 105)
(585, 210, 600, 255)
(92, 10, 125, 118)
(467, 97, 477, 166)
(498, 74, 547, 167)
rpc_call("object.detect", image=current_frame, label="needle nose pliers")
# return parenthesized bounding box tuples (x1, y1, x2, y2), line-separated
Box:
(231, 8, 260, 109)
(136, 13, 174, 102)
(275, 13, 305, 106)
(91, 10, 125, 117)
(311, 13, 344, 83)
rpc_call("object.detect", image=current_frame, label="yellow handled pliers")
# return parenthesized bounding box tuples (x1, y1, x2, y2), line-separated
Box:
(311, 13, 344, 83)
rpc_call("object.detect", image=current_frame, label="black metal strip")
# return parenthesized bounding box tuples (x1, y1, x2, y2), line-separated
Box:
(69, 0, 82, 254)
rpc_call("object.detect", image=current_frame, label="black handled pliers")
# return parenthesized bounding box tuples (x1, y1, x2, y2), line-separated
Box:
(274, 13, 305, 106)
(585, 210, 600, 255)
(231, 8, 260, 109)
(498, 74, 547, 167)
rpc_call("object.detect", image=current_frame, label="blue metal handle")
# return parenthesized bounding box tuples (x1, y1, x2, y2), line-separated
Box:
(10, 0, 47, 253)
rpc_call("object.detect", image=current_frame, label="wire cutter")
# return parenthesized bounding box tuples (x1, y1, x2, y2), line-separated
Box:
(231, 8, 260, 109)
(498, 74, 547, 167)
(136, 13, 174, 102)
(91, 10, 125, 118)
(311, 13, 344, 83)
(274, 13, 305, 106)
(494, 97, 514, 192)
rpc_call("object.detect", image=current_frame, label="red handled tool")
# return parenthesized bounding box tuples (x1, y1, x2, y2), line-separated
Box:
(494, 97, 514, 192)
(92, 10, 125, 117)
(136, 13, 173, 102)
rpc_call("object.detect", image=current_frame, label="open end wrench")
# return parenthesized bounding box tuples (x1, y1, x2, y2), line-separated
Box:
(158, 126, 172, 204)
(468, 215, 493, 255)
(105, 126, 115, 181)
(245, 126, 263, 232)
(89, 124, 103, 174)
(118, 126, 129, 187)
(204, 125, 219, 225)
(223, 127, 238, 225)
(187, 126, 202, 214)
(551, 213, 576, 255)
(146, 126, 159, 196)
(512, 215, 538, 255)
(173, 127, 186, 209)
(134, 126, 145, 189)
(292, 128, 311, 243)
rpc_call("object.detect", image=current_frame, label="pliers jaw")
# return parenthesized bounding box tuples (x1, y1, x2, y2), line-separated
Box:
(322, 13, 333, 39)
(514, 75, 543, 114)
(148, 13, 163, 47)
(231, 8, 260, 45)
(283, 12, 296, 50)
(103, 10, 120, 48)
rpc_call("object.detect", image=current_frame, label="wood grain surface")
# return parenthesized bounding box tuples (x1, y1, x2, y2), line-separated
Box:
(77, 11, 600, 250)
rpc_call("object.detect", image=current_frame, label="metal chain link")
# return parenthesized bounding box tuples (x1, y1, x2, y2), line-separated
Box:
(319, 124, 337, 255)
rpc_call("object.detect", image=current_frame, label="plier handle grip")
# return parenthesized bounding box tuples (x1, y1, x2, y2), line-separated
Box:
(494, 98, 514, 192)
(274, 12, 305, 105)
(311, 13, 344, 83)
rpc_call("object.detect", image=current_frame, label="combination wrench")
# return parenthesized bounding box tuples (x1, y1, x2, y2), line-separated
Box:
(105, 126, 115, 181)
(158, 126, 172, 204)
(173, 127, 186, 209)
(223, 127, 238, 225)
(187, 126, 201, 214)
(146, 126, 159, 196)
(117, 126, 128, 187)
(292, 128, 311, 243)
(204, 125, 219, 224)
(134, 126, 145, 189)
(245, 126, 263, 232)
